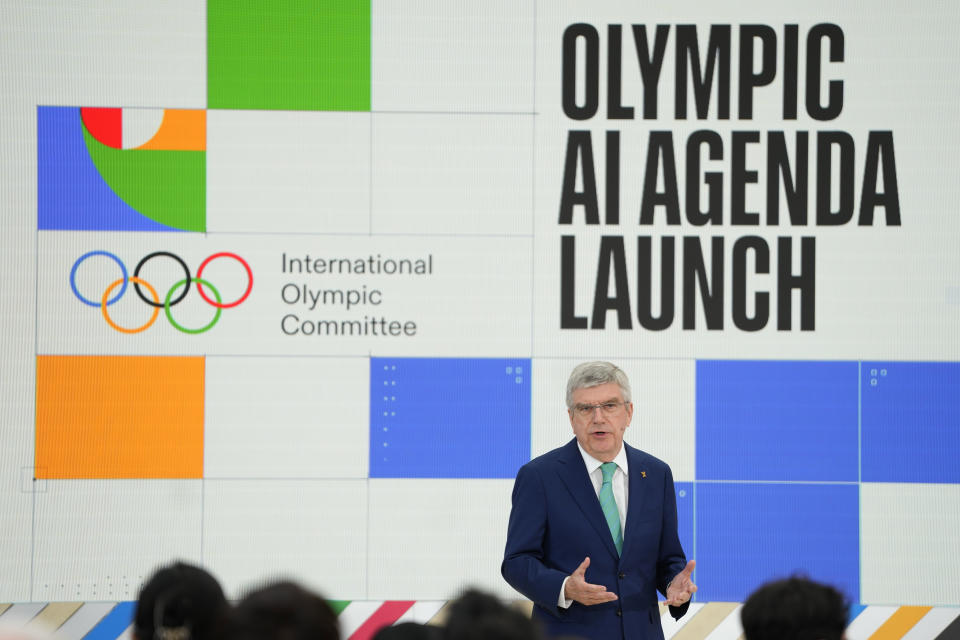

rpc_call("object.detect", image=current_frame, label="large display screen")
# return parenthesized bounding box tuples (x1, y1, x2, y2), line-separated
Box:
(2, 1, 958, 637)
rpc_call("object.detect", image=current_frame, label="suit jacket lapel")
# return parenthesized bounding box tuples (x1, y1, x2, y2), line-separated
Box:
(554, 439, 620, 560)
(621, 444, 646, 561)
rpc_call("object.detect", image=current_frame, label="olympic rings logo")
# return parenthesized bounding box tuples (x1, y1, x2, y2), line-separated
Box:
(70, 251, 253, 334)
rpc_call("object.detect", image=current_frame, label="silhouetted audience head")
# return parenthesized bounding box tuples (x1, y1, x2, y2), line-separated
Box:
(741, 576, 849, 640)
(133, 561, 229, 640)
(372, 622, 442, 640)
(443, 589, 542, 640)
(231, 580, 339, 640)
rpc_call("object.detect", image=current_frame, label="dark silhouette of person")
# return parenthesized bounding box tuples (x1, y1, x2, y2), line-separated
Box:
(741, 576, 849, 640)
(133, 561, 229, 640)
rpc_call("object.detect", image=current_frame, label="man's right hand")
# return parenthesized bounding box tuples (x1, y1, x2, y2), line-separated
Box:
(564, 557, 618, 605)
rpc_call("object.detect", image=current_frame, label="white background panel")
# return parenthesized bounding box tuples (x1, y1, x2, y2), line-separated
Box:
(860, 483, 960, 605)
(0, 481, 35, 601)
(207, 110, 372, 235)
(204, 356, 370, 479)
(530, 5, 960, 361)
(38, 233, 532, 357)
(367, 479, 514, 599)
(528, 358, 574, 458)
(0, 308, 38, 605)
(371, 113, 534, 235)
(37, 232, 253, 355)
(32, 480, 202, 601)
(531, 123, 960, 360)
(371, 0, 534, 112)
(0, 1, 205, 110)
(628, 360, 695, 482)
(530, 358, 695, 480)
(1, 0, 960, 612)
(202, 479, 367, 600)
(536, 1, 960, 125)
(1, 0, 205, 596)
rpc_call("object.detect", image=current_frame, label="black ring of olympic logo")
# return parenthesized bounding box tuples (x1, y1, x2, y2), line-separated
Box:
(133, 252, 192, 308)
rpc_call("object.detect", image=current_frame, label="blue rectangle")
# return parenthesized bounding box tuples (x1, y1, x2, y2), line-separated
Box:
(862, 361, 960, 483)
(694, 483, 859, 603)
(675, 481, 694, 580)
(369, 358, 531, 478)
(82, 601, 135, 640)
(696, 361, 859, 482)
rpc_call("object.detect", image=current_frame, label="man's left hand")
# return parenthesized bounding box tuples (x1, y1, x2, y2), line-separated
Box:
(664, 559, 697, 606)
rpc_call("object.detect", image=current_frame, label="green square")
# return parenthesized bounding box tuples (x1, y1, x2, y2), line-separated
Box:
(209, 0, 370, 111)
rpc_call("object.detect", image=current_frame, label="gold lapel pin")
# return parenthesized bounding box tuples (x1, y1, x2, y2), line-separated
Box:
(641, 471, 647, 478)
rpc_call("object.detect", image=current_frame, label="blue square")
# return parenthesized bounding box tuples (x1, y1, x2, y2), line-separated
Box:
(862, 361, 960, 483)
(369, 358, 531, 478)
(694, 483, 859, 603)
(696, 361, 859, 482)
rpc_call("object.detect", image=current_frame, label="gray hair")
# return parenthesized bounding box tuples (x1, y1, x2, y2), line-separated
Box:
(565, 361, 632, 408)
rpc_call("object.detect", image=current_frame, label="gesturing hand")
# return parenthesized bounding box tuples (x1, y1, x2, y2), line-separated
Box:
(564, 557, 618, 606)
(664, 559, 697, 606)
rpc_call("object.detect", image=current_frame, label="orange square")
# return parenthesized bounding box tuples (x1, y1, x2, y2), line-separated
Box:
(36, 355, 204, 479)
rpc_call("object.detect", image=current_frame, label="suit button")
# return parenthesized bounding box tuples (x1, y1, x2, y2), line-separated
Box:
(616, 609, 622, 617)
(618, 572, 626, 579)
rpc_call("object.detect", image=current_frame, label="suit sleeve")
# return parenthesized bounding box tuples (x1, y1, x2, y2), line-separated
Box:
(656, 464, 691, 620)
(501, 464, 570, 615)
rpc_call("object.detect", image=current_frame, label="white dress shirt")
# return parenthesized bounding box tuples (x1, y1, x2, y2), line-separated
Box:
(577, 441, 629, 533)
(558, 442, 630, 607)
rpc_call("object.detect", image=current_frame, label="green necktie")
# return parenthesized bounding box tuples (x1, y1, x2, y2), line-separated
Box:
(599, 462, 623, 555)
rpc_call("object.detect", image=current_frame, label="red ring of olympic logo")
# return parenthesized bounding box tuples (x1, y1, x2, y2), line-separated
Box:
(69, 251, 253, 334)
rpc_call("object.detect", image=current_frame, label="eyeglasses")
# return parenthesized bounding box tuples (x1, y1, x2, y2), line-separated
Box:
(571, 401, 628, 418)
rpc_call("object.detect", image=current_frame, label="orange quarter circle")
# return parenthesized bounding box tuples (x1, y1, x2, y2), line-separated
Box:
(136, 109, 206, 151)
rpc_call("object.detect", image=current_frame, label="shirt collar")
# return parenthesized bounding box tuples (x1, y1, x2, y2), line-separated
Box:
(576, 441, 629, 476)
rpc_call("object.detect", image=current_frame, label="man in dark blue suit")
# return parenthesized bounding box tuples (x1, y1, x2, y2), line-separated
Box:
(502, 361, 696, 640)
